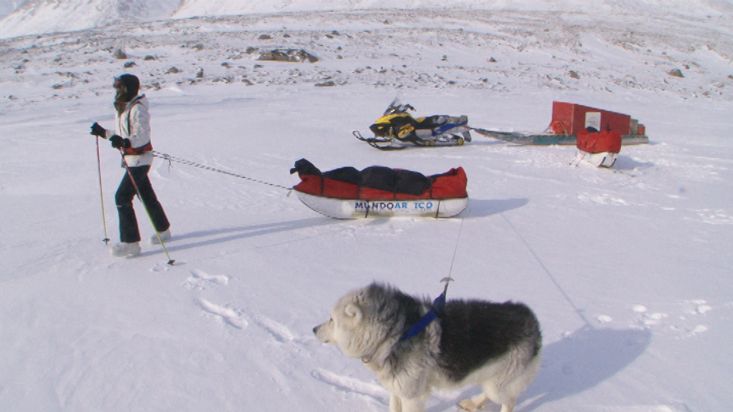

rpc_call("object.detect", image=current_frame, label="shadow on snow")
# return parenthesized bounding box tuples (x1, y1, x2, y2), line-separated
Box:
(429, 325, 651, 412)
(464, 198, 529, 219)
(138, 198, 527, 258)
(137, 217, 338, 256)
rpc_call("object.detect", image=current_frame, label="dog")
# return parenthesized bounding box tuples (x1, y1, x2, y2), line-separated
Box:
(313, 282, 541, 412)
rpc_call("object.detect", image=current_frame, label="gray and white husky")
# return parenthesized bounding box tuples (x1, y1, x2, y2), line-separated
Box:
(313, 283, 541, 412)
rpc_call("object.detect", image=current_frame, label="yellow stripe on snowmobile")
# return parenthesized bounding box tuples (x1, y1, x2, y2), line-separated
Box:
(374, 113, 412, 125)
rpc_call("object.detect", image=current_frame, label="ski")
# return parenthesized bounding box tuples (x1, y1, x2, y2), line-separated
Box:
(352, 130, 408, 150)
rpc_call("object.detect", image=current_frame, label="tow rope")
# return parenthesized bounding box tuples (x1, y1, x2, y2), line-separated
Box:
(152, 151, 293, 192)
(399, 217, 463, 341)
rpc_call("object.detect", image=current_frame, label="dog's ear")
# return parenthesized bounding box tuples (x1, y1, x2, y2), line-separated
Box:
(354, 288, 368, 304)
(344, 303, 362, 323)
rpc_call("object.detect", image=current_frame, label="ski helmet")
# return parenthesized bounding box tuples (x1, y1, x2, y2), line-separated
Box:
(114, 73, 140, 102)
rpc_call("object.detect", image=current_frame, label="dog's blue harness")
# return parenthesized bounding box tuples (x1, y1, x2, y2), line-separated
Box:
(399, 278, 452, 341)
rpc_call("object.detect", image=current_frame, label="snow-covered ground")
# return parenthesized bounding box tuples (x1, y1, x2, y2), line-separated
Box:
(1, 4, 732, 412)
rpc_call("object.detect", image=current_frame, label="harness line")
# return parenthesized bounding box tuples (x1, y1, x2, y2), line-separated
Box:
(400, 217, 463, 341)
(500, 213, 593, 328)
(152, 151, 293, 193)
(446, 217, 465, 280)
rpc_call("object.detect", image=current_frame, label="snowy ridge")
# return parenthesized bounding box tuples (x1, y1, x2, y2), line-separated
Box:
(1, 8, 731, 114)
(1, 0, 733, 38)
(0, 0, 181, 38)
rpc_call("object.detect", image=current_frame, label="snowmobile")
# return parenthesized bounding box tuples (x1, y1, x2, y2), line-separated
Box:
(353, 100, 472, 150)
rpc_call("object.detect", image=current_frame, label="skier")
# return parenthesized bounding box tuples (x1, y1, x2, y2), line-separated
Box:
(90, 73, 171, 257)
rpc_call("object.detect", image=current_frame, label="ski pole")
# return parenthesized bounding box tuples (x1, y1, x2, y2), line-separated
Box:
(119, 150, 175, 265)
(95, 136, 110, 244)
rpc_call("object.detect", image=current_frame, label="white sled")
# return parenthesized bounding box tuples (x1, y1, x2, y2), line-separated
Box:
(295, 192, 468, 219)
(573, 150, 618, 168)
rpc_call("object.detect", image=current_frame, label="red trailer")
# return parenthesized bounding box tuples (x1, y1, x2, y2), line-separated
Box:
(473, 101, 648, 146)
(549, 101, 645, 137)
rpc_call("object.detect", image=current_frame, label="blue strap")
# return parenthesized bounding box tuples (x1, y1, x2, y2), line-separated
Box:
(432, 118, 467, 136)
(399, 291, 446, 341)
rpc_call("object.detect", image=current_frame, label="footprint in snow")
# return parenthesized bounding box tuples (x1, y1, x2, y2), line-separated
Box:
(632, 304, 648, 314)
(577, 192, 629, 206)
(631, 303, 669, 326)
(183, 268, 229, 290)
(683, 299, 712, 315)
(631, 301, 711, 338)
(596, 314, 613, 324)
(198, 298, 247, 329)
(693, 208, 733, 225)
(677, 300, 713, 338)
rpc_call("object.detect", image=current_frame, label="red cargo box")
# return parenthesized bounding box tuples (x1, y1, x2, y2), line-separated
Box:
(577, 130, 622, 154)
(550, 101, 632, 136)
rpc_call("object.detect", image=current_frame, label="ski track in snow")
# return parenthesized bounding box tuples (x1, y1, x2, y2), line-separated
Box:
(197, 297, 247, 329)
(187, 268, 296, 342)
(310, 368, 387, 405)
(251, 313, 295, 343)
(183, 268, 230, 290)
(184, 268, 246, 329)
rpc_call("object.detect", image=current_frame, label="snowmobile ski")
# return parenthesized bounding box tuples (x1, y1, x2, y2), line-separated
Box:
(353, 130, 465, 150)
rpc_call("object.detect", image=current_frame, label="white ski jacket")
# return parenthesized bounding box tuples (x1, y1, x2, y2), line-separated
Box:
(104, 94, 153, 167)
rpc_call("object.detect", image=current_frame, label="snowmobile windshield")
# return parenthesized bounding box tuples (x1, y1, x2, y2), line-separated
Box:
(383, 98, 400, 115)
(383, 99, 414, 115)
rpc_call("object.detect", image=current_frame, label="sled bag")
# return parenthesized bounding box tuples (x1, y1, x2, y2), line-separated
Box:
(576, 130, 621, 154)
(290, 159, 467, 200)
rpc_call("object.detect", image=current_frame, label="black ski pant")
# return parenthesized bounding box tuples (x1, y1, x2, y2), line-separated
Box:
(115, 165, 170, 243)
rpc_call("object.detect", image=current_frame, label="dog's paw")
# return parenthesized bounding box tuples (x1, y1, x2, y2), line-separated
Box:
(457, 399, 481, 412)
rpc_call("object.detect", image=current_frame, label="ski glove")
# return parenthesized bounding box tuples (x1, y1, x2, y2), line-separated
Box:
(90, 122, 106, 138)
(109, 135, 131, 149)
